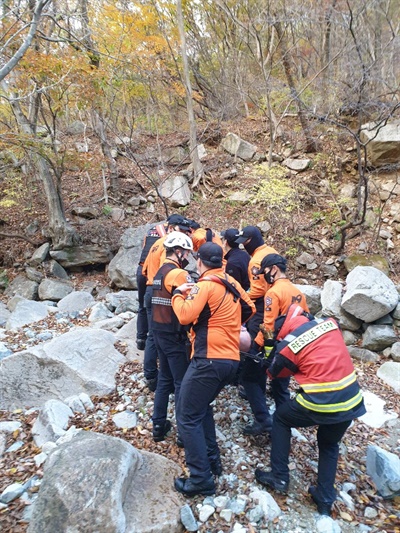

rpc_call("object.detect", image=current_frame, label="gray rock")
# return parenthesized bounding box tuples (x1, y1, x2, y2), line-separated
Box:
(390, 342, 400, 362)
(321, 280, 343, 318)
(4, 275, 39, 300)
(180, 503, 199, 531)
(295, 285, 322, 315)
(341, 266, 399, 322)
(112, 411, 137, 429)
(28, 432, 142, 533)
(159, 175, 191, 207)
(360, 121, 400, 166)
(71, 206, 99, 219)
(106, 291, 139, 313)
(32, 399, 73, 447)
(283, 158, 310, 171)
(25, 267, 45, 283)
(347, 346, 380, 363)
(342, 331, 359, 346)
(366, 445, 400, 498)
(50, 245, 114, 268)
(249, 489, 281, 521)
(377, 361, 400, 393)
(0, 301, 10, 326)
(29, 243, 50, 266)
(38, 279, 74, 301)
(220, 133, 257, 161)
(66, 120, 86, 135)
(47, 260, 69, 279)
(0, 482, 25, 504)
(91, 316, 125, 331)
(343, 254, 390, 275)
(89, 302, 114, 322)
(0, 342, 12, 360)
(0, 328, 124, 409)
(392, 302, 400, 320)
(6, 300, 48, 331)
(228, 191, 250, 204)
(64, 395, 86, 414)
(108, 224, 155, 289)
(0, 421, 22, 433)
(297, 252, 315, 266)
(337, 309, 363, 332)
(361, 325, 398, 351)
(57, 291, 95, 313)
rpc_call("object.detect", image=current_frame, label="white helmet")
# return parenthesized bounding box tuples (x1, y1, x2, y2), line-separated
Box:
(164, 231, 193, 251)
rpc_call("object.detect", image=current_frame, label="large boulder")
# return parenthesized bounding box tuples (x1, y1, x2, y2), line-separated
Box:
(57, 291, 95, 313)
(361, 325, 398, 351)
(38, 279, 74, 301)
(4, 275, 39, 300)
(377, 361, 400, 393)
(295, 285, 321, 316)
(0, 328, 124, 409)
(341, 266, 398, 322)
(6, 300, 49, 331)
(50, 245, 114, 268)
(343, 254, 390, 275)
(360, 121, 400, 166)
(220, 133, 257, 161)
(366, 445, 400, 499)
(158, 175, 191, 207)
(28, 432, 183, 533)
(108, 224, 154, 289)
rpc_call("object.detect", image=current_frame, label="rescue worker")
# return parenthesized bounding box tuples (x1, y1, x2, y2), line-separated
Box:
(221, 228, 250, 291)
(255, 304, 366, 516)
(142, 214, 192, 391)
(171, 243, 255, 496)
(151, 232, 194, 444)
(136, 222, 168, 350)
(191, 226, 223, 252)
(233, 226, 277, 435)
(252, 254, 309, 423)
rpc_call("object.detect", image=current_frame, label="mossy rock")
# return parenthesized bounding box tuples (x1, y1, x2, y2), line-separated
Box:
(343, 254, 390, 275)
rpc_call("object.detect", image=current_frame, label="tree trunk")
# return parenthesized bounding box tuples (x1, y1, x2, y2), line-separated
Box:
(3, 81, 80, 249)
(274, 20, 318, 153)
(176, 0, 203, 187)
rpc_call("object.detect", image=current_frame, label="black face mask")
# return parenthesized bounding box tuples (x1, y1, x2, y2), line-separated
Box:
(264, 271, 275, 284)
(176, 252, 189, 269)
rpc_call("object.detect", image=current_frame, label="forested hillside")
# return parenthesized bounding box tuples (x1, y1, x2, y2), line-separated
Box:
(0, 0, 399, 281)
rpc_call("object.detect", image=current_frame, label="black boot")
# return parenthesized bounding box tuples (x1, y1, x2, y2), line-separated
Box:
(152, 420, 172, 442)
(174, 476, 215, 496)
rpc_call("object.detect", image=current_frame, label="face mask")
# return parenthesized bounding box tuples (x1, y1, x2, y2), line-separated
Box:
(264, 270, 275, 284)
(176, 251, 188, 268)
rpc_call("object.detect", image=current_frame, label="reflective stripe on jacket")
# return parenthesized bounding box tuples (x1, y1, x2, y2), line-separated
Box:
(269, 314, 365, 417)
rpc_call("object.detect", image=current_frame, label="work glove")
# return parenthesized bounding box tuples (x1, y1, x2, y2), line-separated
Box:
(262, 340, 275, 369)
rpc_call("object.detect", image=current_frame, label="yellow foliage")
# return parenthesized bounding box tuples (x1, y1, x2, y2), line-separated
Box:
(250, 164, 297, 212)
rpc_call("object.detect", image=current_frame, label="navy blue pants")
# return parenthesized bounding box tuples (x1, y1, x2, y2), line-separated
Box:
(143, 286, 158, 381)
(242, 297, 290, 421)
(136, 265, 148, 342)
(152, 331, 189, 426)
(271, 399, 352, 506)
(177, 358, 239, 482)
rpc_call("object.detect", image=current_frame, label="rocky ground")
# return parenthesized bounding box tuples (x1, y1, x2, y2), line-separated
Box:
(0, 305, 399, 533)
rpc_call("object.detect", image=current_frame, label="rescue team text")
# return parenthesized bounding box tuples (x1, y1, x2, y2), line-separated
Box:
(288, 320, 338, 354)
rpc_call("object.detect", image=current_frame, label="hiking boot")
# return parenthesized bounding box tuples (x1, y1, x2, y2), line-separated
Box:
(210, 457, 223, 476)
(243, 421, 272, 436)
(308, 486, 332, 516)
(174, 476, 215, 497)
(146, 377, 158, 392)
(255, 469, 288, 494)
(136, 339, 146, 351)
(238, 384, 248, 400)
(152, 420, 172, 442)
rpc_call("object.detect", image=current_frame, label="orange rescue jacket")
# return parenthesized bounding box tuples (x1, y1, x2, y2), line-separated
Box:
(172, 267, 255, 360)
